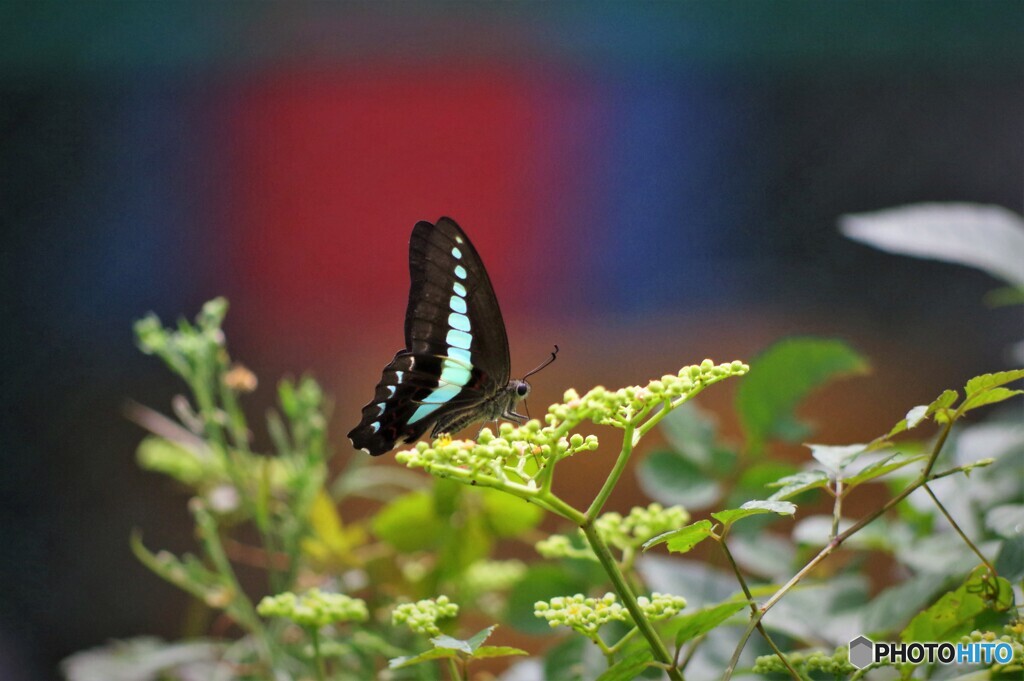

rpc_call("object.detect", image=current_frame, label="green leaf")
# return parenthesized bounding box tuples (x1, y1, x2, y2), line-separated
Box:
(471, 646, 529, 659)
(905, 405, 929, 428)
(659, 401, 718, 468)
(637, 450, 720, 510)
(594, 649, 654, 681)
(808, 443, 867, 474)
(901, 566, 1014, 643)
(843, 452, 927, 487)
(965, 369, 1024, 397)
(927, 389, 960, 425)
(963, 387, 1024, 413)
(543, 636, 589, 681)
(736, 338, 869, 453)
(388, 647, 458, 669)
(995, 536, 1024, 582)
(479, 487, 543, 538)
(371, 491, 444, 552)
(464, 625, 495, 653)
(670, 599, 749, 646)
(767, 470, 830, 501)
(505, 564, 589, 634)
(643, 520, 713, 554)
(712, 501, 797, 528)
(431, 634, 473, 654)
(860, 572, 952, 636)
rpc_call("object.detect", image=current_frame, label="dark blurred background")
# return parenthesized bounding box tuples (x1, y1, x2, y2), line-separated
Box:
(1, 2, 1021, 679)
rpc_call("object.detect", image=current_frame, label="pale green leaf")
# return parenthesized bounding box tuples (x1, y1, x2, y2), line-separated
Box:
(840, 203, 1024, 289)
(767, 470, 830, 501)
(808, 443, 868, 473)
(638, 450, 720, 510)
(843, 453, 927, 487)
(431, 635, 472, 654)
(712, 500, 797, 527)
(388, 648, 458, 669)
(471, 646, 528, 659)
(905, 405, 929, 428)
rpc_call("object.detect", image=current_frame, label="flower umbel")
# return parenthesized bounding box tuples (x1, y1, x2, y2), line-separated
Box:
(391, 595, 460, 636)
(257, 589, 368, 628)
(534, 592, 685, 636)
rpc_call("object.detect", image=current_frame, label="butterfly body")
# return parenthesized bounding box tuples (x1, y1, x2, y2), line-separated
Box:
(348, 218, 529, 456)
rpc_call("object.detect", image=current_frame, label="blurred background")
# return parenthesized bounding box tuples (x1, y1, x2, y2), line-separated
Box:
(1, 2, 1021, 679)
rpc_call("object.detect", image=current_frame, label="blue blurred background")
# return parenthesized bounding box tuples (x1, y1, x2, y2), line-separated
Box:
(1, 2, 1021, 678)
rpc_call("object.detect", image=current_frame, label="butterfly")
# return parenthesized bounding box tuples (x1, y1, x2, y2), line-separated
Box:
(348, 217, 556, 456)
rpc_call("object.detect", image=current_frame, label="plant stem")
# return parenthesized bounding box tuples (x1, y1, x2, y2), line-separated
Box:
(923, 484, 995, 573)
(586, 423, 635, 521)
(310, 627, 326, 681)
(722, 418, 957, 680)
(830, 478, 843, 541)
(719, 541, 802, 681)
(580, 521, 683, 681)
(447, 656, 462, 681)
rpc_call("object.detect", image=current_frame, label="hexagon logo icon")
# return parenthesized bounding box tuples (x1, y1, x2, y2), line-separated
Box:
(848, 635, 874, 669)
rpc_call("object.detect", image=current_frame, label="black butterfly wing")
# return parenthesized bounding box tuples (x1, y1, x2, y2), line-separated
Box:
(348, 218, 512, 455)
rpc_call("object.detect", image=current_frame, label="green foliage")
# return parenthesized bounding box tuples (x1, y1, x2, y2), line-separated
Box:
(65, 296, 1024, 681)
(735, 337, 869, 453)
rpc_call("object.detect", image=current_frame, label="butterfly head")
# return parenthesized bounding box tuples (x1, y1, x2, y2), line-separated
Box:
(510, 379, 531, 401)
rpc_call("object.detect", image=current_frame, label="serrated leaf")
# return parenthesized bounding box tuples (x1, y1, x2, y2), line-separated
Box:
(965, 369, 1024, 397)
(900, 566, 1014, 643)
(371, 491, 443, 552)
(713, 500, 797, 527)
(928, 389, 960, 425)
(840, 203, 1024, 288)
(843, 453, 927, 487)
(594, 649, 654, 681)
(963, 387, 1024, 414)
(736, 338, 869, 454)
(465, 625, 495, 653)
(767, 470, 830, 501)
(643, 519, 713, 554)
(638, 450, 720, 510)
(388, 648, 458, 669)
(808, 443, 867, 473)
(671, 599, 749, 646)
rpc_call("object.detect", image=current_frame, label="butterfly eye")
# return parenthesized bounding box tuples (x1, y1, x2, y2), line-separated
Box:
(516, 383, 529, 397)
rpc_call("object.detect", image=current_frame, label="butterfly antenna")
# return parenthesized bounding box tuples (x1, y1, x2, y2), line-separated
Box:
(522, 344, 559, 380)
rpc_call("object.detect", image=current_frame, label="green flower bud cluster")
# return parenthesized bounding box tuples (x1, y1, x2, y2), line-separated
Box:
(391, 595, 459, 636)
(536, 504, 689, 561)
(534, 592, 685, 635)
(464, 560, 527, 594)
(534, 593, 627, 635)
(257, 588, 368, 628)
(395, 420, 598, 487)
(960, 626, 1024, 669)
(545, 360, 749, 431)
(753, 648, 855, 676)
(535, 535, 596, 561)
(595, 503, 690, 551)
(636, 592, 687, 620)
